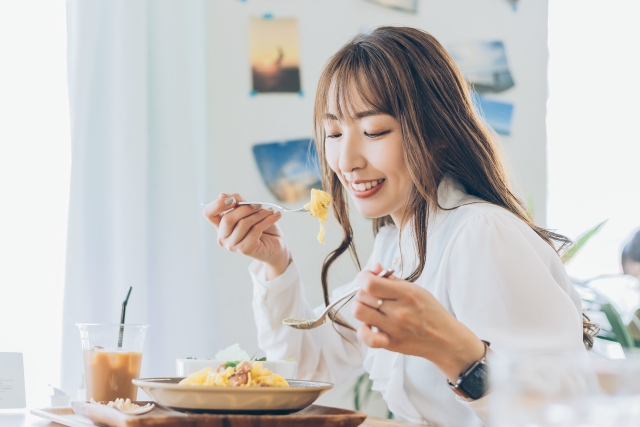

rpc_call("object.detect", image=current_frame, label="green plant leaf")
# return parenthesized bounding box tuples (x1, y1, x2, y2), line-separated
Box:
(600, 301, 635, 349)
(561, 220, 608, 264)
(363, 376, 374, 402)
(352, 374, 365, 410)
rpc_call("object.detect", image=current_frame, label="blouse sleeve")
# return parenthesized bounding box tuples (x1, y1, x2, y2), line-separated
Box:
(249, 258, 365, 385)
(444, 210, 583, 353)
(442, 210, 585, 423)
(249, 226, 397, 386)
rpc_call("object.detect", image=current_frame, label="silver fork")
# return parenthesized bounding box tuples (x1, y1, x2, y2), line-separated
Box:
(236, 201, 308, 213)
(282, 269, 395, 330)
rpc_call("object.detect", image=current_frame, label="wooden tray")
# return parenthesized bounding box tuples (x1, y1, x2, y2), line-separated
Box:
(66, 401, 368, 427)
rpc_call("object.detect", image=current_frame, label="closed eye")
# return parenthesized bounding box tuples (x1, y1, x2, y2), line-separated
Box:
(326, 133, 342, 139)
(364, 130, 391, 139)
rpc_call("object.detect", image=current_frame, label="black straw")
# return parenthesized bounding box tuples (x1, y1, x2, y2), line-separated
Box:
(117, 287, 133, 348)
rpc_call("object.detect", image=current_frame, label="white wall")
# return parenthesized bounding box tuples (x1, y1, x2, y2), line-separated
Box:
(206, 0, 548, 412)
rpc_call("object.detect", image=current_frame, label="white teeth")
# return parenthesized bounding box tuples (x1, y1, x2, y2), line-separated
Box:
(352, 180, 383, 191)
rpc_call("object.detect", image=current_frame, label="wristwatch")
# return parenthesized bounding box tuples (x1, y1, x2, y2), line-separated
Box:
(447, 340, 490, 401)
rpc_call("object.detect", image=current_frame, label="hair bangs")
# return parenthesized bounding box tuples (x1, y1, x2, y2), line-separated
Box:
(315, 43, 397, 128)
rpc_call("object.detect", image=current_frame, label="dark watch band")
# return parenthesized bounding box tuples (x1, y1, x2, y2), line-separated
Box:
(447, 340, 490, 401)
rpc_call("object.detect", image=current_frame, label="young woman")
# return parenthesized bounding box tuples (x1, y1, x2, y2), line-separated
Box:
(204, 27, 590, 426)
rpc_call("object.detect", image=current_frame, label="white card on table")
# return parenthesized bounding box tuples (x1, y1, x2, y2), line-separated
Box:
(0, 353, 26, 409)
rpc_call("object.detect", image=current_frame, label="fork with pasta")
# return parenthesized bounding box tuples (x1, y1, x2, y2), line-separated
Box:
(203, 189, 332, 282)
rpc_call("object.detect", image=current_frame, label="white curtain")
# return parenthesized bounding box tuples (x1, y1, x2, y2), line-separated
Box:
(0, 0, 69, 407)
(61, 0, 221, 394)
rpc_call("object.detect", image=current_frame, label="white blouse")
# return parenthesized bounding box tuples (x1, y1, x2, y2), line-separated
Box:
(249, 178, 585, 427)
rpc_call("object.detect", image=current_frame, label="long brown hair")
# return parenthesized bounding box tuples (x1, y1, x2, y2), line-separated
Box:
(313, 26, 595, 348)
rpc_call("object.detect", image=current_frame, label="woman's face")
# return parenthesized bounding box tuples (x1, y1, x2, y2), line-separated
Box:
(323, 93, 412, 224)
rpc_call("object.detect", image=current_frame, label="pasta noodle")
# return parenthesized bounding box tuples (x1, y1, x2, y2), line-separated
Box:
(179, 361, 289, 387)
(304, 189, 332, 244)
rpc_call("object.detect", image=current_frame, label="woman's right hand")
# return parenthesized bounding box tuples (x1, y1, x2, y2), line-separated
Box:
(203, 193, 290, 279)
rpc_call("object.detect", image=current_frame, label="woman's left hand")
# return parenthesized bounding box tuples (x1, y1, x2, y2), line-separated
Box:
(352, 264, 485, 382)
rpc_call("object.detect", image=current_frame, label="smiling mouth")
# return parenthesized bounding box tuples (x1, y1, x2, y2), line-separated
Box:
(350, 179, 383, 191)
(349, 179, 385, 198)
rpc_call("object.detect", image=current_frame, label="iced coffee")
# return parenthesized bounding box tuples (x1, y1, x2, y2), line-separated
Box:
(77, 324, 148, 402)
(84, 348, 142, 401)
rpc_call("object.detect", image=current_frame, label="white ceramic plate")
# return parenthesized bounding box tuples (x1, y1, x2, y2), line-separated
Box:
(132, 377, 333, 413)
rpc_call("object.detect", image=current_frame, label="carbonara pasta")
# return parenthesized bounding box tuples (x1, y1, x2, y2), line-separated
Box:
(179, 361, 289, 387)
(304, 189, 332, 244)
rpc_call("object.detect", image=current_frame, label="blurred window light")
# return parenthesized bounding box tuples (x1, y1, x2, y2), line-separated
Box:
(547, 0, 640, 280)
(0, 0, 70, 406)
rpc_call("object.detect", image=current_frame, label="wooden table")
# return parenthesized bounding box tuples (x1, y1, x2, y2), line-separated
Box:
(0, 409, 422, 427)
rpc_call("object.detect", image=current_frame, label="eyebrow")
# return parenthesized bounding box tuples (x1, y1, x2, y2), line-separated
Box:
(324, 110, 383, 121)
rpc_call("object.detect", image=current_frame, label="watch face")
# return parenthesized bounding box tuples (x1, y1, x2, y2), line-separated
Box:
(459, 362, 489, 400)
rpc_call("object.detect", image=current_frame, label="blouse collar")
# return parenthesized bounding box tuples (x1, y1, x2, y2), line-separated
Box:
(436, 175, 473, 209)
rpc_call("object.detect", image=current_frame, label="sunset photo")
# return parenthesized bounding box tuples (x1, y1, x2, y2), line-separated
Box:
(249, 17, 301, 93)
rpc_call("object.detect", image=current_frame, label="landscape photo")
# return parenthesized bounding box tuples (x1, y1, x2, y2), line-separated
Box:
(252, 139, 322, 202)
(249, 17, 301, 93)
(448, 41, 514, 93)
(365, 0, 418, 13)
(475, 93, 514, 136)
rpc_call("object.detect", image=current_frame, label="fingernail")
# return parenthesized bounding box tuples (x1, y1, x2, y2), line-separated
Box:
(265, 207, 274, 212)
(219, 192, 228, 198)
(224, 197, 236, 206)
(274, 210, 282, 217)
(251, 204, 262, 210)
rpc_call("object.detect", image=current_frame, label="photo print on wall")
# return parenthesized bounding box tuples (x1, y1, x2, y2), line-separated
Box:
(365, 0, 418, 13)
(249, 16, 301, 94)
(448, 41, 514, 93)
(252, 139, 322, 203)
(474, 93, 514, 136)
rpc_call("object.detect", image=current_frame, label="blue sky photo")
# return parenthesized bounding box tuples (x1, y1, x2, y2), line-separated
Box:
(475, 94, 514, 136)
(252, 139, 322, 202)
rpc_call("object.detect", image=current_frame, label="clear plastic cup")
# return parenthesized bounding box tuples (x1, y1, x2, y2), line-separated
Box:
(77, 323, 149, 402)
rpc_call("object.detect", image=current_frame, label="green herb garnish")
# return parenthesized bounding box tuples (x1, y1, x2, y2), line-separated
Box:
(224, 361, 239, 368)
(186, 357, 196, 360)
(250, 352, 267, 362)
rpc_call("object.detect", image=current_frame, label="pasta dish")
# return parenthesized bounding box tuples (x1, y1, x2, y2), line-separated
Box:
(179, 361, 289, 387)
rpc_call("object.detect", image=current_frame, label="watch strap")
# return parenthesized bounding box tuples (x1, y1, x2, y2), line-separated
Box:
(447, 340, 490, 401)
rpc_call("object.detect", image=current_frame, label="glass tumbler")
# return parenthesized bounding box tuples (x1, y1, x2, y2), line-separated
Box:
(77, 323, 149, 402)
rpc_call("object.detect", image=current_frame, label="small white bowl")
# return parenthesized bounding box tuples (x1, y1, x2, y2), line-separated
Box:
(175, 359, 298, 379)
